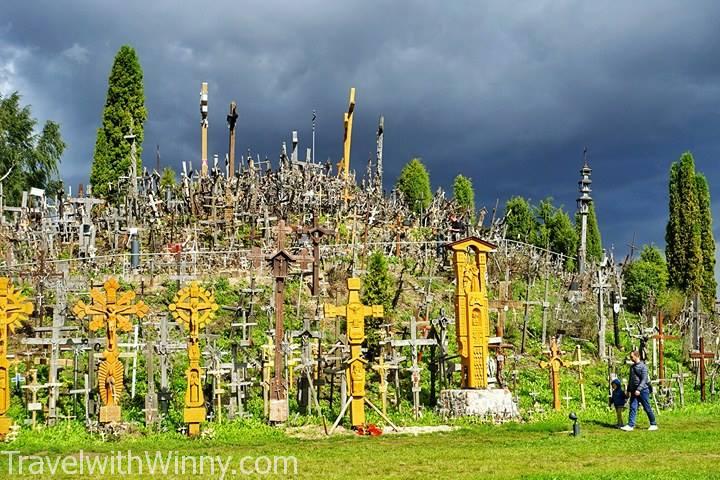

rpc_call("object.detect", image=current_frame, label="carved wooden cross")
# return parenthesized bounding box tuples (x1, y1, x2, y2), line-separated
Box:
(324, 277, 383, 428)
(72, 277, 148, 422)
(539, 336, 566, 411)
(169, 281, 218, 435)
(0, 278, 33, 437)
(266, 219, 296, 423)
(690, 337, 715, 402)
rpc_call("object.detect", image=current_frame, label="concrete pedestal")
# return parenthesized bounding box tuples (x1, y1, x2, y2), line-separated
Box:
(439, 388, 519, 420)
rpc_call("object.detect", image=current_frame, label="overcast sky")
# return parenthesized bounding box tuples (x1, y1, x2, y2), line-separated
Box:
(2, 1, 720, 270)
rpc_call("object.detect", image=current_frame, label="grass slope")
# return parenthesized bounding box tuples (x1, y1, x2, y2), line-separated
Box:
(1, 405, 718, 479)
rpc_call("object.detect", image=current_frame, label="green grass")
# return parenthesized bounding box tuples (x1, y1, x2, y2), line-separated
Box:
(1, 404, 718, 479)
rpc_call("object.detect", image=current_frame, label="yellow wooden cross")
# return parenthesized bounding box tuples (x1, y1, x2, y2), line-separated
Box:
(0, 278, 33, 437)
(324, 277, 383, 427)
(539, 336, 566, 411)
(169, 281, 218, 436)
(568, 345, 591, 409)
(72, 277, 148, 422)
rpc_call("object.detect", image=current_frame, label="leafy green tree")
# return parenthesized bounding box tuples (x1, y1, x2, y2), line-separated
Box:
(503, 196, 537, 242)
(665, 152, 703, 295)
(576, 203, 603, 263)
(452, 174, 475, 219)
(695, 173, 716, 309)
(90, 45, 147, 201)
(362, 250, 394, 354)
(623, 245, 669, 313)
(0, 92, 65, 203)
(160, 167, 177, 190)
(395, 158, 431, 213)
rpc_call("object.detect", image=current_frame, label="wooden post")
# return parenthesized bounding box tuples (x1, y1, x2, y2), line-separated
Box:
(227, 101, 238, 178)
(200, 82, 209, 177)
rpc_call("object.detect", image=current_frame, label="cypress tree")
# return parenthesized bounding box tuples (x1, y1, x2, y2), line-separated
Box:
(395, 158, 431, 213)
(362, 251, 393, 353)
(452, 174, 475, 219)
(90, 45, 147, 200)
(665, 152, 703, 294)
(695, 173, 716, 309)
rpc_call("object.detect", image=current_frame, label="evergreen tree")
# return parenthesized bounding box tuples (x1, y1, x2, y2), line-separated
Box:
(623, 245, 669, 313)
(452, 174, 475, 219)
(503, 196, 537, 242)
(90, 45, 147, 200)
(575, 203, 603, 263)
(695, 173, 717, 309)
(160, 167, 177, 190)
(395, 157, 431, 213)
(362, 251, 393, 354)
(0, 92, 65, 203)
(665, 152, 703, 295)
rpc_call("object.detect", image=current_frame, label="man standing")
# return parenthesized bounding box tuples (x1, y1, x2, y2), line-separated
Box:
(621, 350, 658, 431)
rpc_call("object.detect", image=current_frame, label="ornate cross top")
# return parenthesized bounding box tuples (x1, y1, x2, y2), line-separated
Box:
(169, 281, 219, 338)
(273, 219, 293, 252)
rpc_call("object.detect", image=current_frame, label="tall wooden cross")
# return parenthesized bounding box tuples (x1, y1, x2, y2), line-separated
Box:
(689, 337, 715, 402)
(539, 336, 566, 411)
(169, 281, 219, 435)
(267, 219, 296, 423)
(0, 278, 33, 437)
(324, 277, 384, 428)
(652, 311, 678, 383)
(72, 277, 148, 423)
(567, 345, 591, 409)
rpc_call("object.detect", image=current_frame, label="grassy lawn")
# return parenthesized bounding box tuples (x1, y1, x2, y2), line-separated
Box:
(0, 404, 718, 479)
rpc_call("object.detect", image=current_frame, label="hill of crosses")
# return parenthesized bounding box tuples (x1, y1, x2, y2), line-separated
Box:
(0, 80, 717, 445)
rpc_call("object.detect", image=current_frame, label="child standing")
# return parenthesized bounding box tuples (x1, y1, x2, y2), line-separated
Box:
(609, 378, 627, 427)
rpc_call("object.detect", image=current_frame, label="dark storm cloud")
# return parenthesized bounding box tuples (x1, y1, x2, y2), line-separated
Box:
(2, 0, 720, 269)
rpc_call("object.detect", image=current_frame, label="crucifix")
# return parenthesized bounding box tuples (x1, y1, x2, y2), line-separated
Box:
(390, 310, 436, 419)
(539, 336, 566, 411)
(290, 316, 322, 415)
(296, 213, 333, 296)
(567, 345, 591, 409)
(72, 277, 148, 423)
(689, 337, 715, 402)
(325, 277, 392, 432)
(154, 313, 185, 416)
(266, 219, 296, 423)
(168, 281, 219, 436)
(0, 278, 33, 438)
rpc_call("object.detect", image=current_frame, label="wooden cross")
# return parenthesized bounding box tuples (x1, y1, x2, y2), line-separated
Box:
(325, 277, 384, 428)
(72, 277, 148, 423)
(567, 345, 591, 409)
(489, 278, 522, 338)
(539, 336, 566, 411)
(371, 354, 390, 415)
(296, 213, 333, 296)
(689, 337, 715, 402)
(652, 311, 678, 383)
(169, 281, 219, 435)
(266, 219, 297, 423)
(0, 278, 33, 437)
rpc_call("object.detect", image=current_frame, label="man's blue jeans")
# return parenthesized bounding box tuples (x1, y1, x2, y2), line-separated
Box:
(628, 388, 656, 427)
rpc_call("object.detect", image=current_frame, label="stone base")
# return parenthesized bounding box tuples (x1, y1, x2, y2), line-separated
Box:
(439, 388, 519, 420)
(269, 399, 289, 423)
